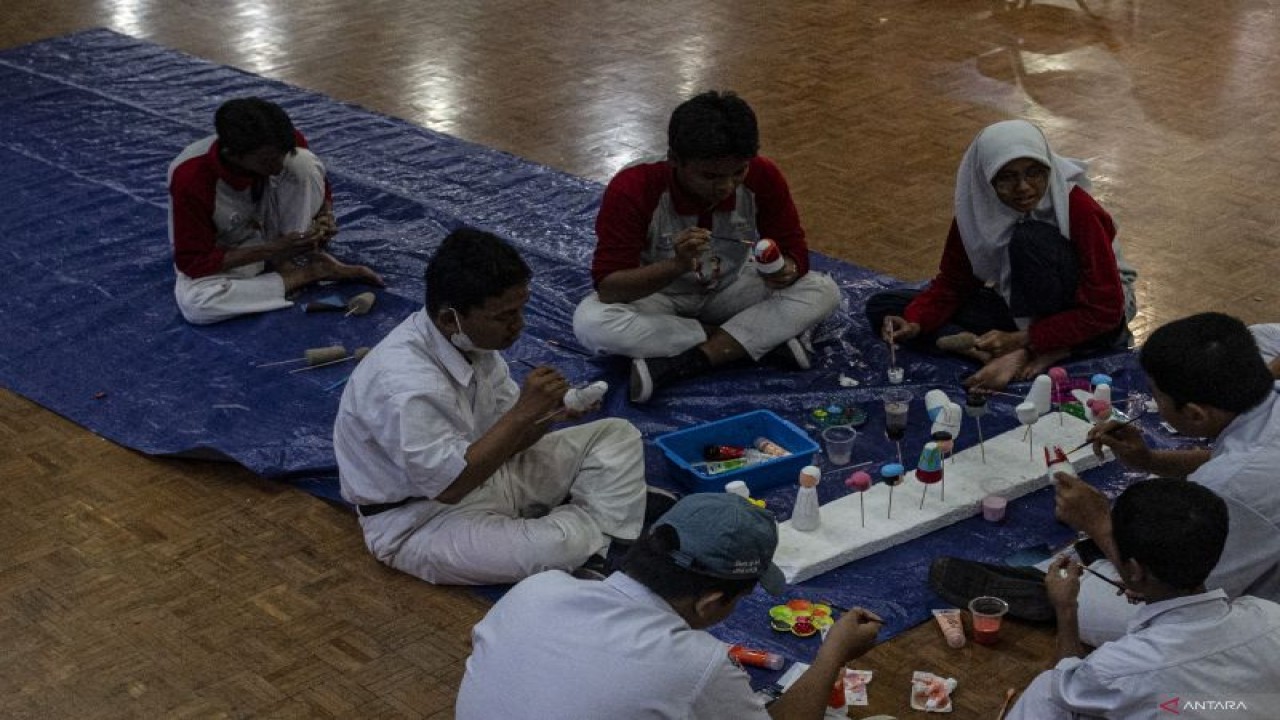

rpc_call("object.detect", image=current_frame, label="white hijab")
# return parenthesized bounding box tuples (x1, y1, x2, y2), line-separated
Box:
(954, 119, 1090, 308)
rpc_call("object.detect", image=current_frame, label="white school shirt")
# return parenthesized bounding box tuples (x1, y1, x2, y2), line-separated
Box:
(1251, 323, 1280, 365)
(456, 570, 772, 720)
(1010, 590, 1280, 720)
(1190, 387, 1280, 602)
(333, 309, 518, 511)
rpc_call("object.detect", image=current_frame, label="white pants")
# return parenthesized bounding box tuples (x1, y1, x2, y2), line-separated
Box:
(361, 418, 646, 586)
(572, 270, 840, 360)
(174, 149, 328, 325)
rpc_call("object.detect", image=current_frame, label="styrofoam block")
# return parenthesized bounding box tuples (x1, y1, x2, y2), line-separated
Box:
(773, 412, 1111, 584)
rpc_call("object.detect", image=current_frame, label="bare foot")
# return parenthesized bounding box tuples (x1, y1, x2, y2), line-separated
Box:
(311, 251, 385, 287)
(1016, 348, 1070, 381)
(279, 251, 384, 293)
(936, 332, 992, 364)
(964, 348, 1029, 391)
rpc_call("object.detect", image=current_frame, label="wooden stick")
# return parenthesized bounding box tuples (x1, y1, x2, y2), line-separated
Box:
(544, 339, 594, 357)
(996, 688, 1017, 720)
(256, 357, 307, 368)
(535, 408, 566, 424)
(288, 355, 354, 373)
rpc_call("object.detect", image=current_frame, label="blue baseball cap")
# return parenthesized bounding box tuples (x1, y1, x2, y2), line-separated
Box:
(655, 493, 786, 595)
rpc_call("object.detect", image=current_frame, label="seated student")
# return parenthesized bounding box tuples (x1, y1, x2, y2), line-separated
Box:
(869, 119, 1136, 391)
(168, 96, 382, 325)
(333, 228, 662, 585)
(572, 90, 840, 403)
(1009, 478, 1280, 719)
(1251, 322, 1280, 378)
(456, 493, 884, 720)
(931, 312, 1280, 646)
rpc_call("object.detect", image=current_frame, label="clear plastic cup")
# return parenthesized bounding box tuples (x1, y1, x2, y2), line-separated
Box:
(882, 388, 912, 439)
(968, 596, 1010, 645)
(822, 425, 857, 466)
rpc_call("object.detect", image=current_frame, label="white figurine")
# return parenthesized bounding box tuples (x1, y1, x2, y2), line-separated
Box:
(792, 465, 822, 531)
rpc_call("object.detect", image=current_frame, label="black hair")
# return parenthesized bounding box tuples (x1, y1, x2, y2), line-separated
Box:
(1140, 312, 1272, 413)
(424, 228, 531, 315)
(214, 97, 297, 156)
(621, 524, 758, 601)
(667, 91, 760, 162)
(1112, 478, 1229, 590)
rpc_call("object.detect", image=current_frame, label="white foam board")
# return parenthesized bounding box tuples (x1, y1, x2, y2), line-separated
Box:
(774, 412, 1111, 584)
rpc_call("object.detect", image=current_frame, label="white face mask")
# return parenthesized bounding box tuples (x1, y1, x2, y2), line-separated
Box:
(447, 308, 478, 352)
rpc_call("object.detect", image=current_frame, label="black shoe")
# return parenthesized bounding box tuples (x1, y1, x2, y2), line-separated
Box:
(629, 348, 711, 403)
(928, 557, 1054, 622)
(762, 337, 811, 370)
(572, 554, 609, 581)
(643, 485, 679, 527)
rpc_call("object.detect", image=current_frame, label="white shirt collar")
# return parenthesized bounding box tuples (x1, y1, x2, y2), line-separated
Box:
(414, 308, 492, 388)
(1128, 588, 1229, 633)
(606, 572, 693, 630)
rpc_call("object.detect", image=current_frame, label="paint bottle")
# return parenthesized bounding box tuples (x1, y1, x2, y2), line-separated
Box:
(754, 437, 790, 457)
(728, 645, 785, 670)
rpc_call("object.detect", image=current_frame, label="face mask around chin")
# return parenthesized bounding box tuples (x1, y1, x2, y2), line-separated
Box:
(448, 308, 478, 352)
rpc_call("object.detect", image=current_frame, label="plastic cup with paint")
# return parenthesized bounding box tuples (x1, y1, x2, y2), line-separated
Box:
(887, 366, 904, 385)
(882, 389, 912, 441)
(968, 596, 1010, 645)
(981, 495, 1007, 522)
(822, 425, 857, 466)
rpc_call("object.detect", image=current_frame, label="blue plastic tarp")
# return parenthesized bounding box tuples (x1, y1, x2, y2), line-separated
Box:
(1, 30, 1190, 665)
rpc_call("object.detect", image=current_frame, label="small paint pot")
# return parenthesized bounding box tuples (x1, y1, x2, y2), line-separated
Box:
(981, 495, 1008, 523)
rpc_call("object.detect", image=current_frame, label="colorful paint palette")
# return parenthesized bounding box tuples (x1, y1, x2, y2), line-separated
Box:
(768, 599, 834, 637)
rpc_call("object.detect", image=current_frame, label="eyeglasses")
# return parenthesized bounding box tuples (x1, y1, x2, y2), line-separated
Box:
(991, 164, 1049, 193)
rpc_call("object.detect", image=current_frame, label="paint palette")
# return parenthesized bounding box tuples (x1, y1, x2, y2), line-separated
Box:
(768, 599, 834, 637)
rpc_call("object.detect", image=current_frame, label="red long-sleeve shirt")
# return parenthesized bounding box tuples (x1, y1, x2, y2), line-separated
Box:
(168, 130, 325, 278)
(591, 156, 809, 288)
(904, 186, 1125, 353)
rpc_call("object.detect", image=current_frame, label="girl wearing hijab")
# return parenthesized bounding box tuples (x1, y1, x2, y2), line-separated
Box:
(867, 119, 1137, 390)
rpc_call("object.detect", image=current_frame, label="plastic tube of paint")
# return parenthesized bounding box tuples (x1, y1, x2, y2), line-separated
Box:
(729, 645, 785, 670)
(932, 609, 966, 648)
(754, 437, 790, 457)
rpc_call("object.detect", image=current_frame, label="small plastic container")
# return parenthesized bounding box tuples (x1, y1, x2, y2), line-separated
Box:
(656, 410, 818, 495)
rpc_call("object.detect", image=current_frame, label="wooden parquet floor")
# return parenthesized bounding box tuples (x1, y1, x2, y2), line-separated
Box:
(2, 1, 1277, 718)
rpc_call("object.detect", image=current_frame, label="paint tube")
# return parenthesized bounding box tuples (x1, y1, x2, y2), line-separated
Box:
(728, 645, 785, 670)
(932, 608, 966, 648)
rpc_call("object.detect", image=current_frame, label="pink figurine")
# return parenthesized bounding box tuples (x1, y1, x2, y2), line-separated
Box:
(1086, 398, 1113, 424)
(845, 470, 873, 528)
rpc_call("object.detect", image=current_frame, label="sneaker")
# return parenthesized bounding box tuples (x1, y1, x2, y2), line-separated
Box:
(629, 349, 711, 403)
(763, 337, 811, 370)
(928, 557, 1054, 622)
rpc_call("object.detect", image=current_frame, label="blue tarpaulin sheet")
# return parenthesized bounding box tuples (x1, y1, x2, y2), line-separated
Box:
(0, 29, 1180, 667)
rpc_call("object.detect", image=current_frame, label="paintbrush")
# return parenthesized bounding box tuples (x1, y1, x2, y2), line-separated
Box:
(1082, 565, 1128, 593)
(996, 687, 1017, 720)
(544, 338, 595, 357)
(711, 234, 756, 245)
(1065, 413, 1138, 455)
